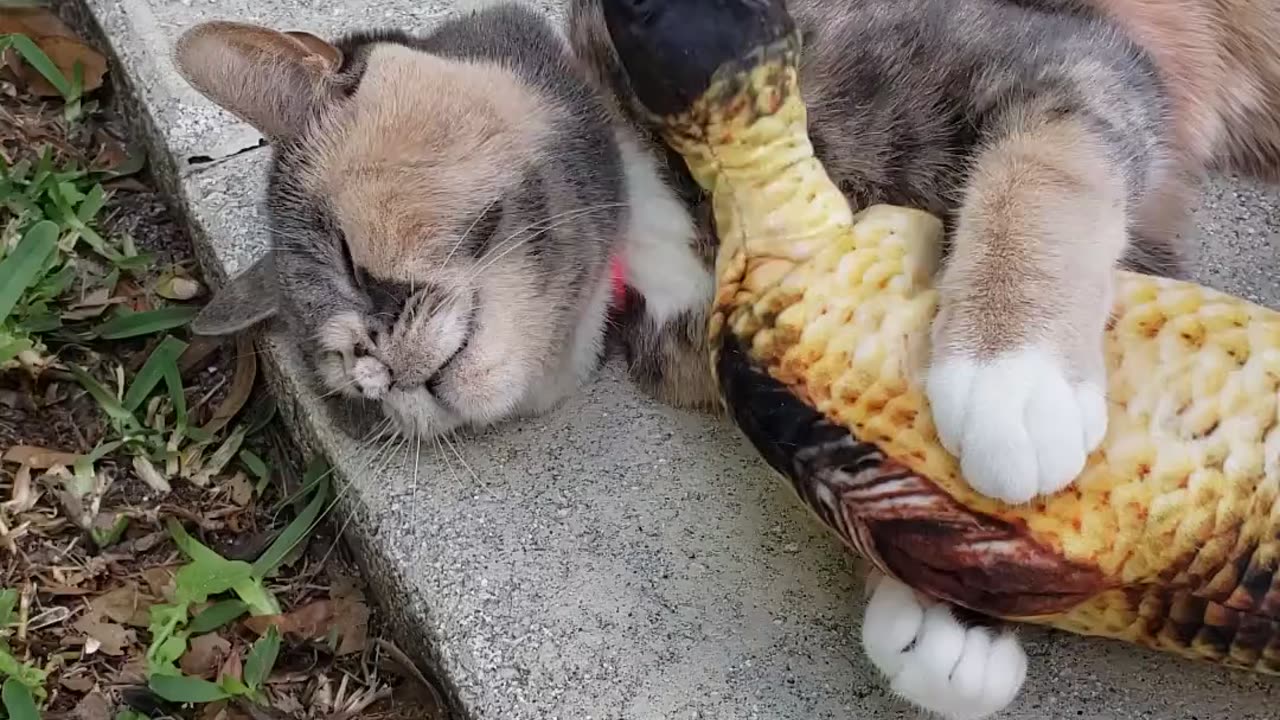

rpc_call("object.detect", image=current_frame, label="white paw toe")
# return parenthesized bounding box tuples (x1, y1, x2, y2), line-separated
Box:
(352, 356, 391, 400)
(925, 346, 1107, 503)
(861, 576, 1028, 720)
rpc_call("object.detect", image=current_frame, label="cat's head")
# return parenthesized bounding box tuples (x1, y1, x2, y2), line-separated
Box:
(174, 5, 628, 439)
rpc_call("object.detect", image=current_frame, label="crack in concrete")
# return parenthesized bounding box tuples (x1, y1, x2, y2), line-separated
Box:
(183, 139, 269, 174)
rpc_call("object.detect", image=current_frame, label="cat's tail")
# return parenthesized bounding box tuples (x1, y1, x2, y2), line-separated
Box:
(1089, 0, 1280, 182)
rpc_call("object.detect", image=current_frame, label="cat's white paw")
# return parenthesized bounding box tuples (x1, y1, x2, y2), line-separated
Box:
(925, 346, 1107, 503)
(862, 574, 1027, 720)
(352, 356, 391, 400)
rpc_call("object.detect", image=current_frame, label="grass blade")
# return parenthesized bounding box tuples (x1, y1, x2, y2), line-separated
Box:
(93, 306, 198, 340)
(0, 220, 59, 324)
(187, 599, 247, 634)
(243, 625, 280, 690)
(7, 35, 73, 100)
(0, 589, 16, 627)
(1, 678, 39, 720)
(76, 184, 106, 223)
(123, 336, 188, 411)
(68, 365, 135, 425)
(252, 476, 330, 579)
(148, 674, 230, 704)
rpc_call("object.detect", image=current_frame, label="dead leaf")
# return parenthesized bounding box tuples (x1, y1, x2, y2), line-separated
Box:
(132, 455, 172, 494)
(3, 462, 38, 513)
(119, 651, 149, 684)
(198, 701, 232, 720)
(18, 35, 108, 97)
(243, 595, 367, 656)
(179, 335, 224, 376)
(89, 130, 146, 177)
(3, 445, 79, 469)
(59, 671, 96, 693)
(225, 471, 253, 507)
(218, 646, 243, 683)
(103, 176, 150, 193)
(71, 613, 134, 656)
(155, 274, 202, 301)
(72, 690, 112, 720)
(0, 8, 80, 40)
(141, 566, 177, 602)
(91, 581, 152, 627)
(181, 632, 232, 679)
(61, 287, 123, 320)
(331, 574, 370, 655)
(200, 333, 257, 435)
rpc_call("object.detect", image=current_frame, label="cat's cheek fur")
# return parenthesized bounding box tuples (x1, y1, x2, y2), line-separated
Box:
(861, 572, 1027, 720)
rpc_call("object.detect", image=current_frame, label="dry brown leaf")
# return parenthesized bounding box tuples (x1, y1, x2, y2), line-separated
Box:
(0, 8, 79, 40)
(200, 333, 257, 435)
(331, 574, 370, 655)
(243, 600, 333, 640)
(19, 35, 108, 97)
(3, 445, 79, 469)
(3, 462, 38, 513)
(132, 455, 172, 494)
(91, 135, 127, 170)
(119, 651, 149, 685)
(197, 701, 232, 720)
(181, 632, 232, 679)
(91, 581, 152, 627)
(218, 645, 243, 683)
(155, 274, 202, 301)
(179, 335, 223, 375)
(72, 613, 134, 656)
(243, 595, 368, 656)
(59, 670, 96, 693)
(72, 690, 112, 720)
(141, 566, 177, 602)
(226, 471, 253, 507)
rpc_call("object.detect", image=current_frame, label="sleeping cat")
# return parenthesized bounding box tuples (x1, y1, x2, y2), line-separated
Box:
(172, 1, 1279, 718)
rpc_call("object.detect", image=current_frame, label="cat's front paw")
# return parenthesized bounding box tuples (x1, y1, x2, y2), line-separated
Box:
(925, 346, 1107, 503)
(862, 574, 1026, 720)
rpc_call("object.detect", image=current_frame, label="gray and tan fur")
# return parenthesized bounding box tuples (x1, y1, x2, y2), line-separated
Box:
(174, 2, 1279, 717)
(177, 7, 643, 437)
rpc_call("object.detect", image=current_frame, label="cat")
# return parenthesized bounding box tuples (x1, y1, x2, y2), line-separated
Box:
(172, 1, 1279, 718)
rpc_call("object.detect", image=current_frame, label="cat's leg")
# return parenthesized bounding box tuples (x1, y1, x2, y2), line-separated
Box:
(926, 107, 1138, 504)
(861, 571, 1027, 720)
(610, 290, 722, 411)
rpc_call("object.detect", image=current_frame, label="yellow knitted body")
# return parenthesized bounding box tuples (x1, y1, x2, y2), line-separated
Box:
(659, 40, 1280, 672)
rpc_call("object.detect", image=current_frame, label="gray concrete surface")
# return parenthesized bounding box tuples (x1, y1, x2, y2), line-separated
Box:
(75, 0, 1280, 717)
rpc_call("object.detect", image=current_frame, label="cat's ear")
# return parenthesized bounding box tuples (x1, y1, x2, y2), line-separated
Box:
(173, 21, 344, 141)
(192, 254, 280, 336)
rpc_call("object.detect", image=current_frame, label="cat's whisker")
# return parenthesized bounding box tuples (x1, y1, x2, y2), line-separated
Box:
(440, 196, 501, 273)
(432, 432, 462, 492)
(473, 201, 626, 272)
(317, 379, 358, 401)
(409, 428, 423, 549)
(440, 202, 626, 309)
(442, 430, 493, 500)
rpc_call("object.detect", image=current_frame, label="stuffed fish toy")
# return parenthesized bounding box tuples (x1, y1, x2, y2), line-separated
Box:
(597, 0, 1280, 691)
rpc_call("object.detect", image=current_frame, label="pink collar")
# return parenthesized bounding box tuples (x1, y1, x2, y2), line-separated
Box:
(609, 254, 628, 309)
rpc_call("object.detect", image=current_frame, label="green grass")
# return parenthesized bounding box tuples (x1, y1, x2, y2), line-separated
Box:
(0, 29, 338, 716)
